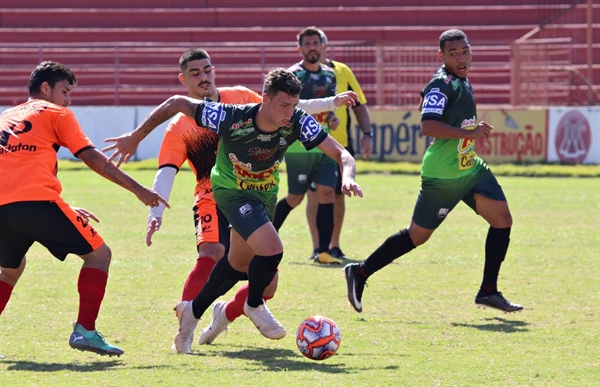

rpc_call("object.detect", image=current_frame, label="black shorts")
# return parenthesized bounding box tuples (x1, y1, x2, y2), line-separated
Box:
(0, 200, 105, 269)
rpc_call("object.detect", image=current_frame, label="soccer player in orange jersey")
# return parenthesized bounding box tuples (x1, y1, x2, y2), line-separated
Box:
(144, 49, 358, 351)
(0, 61, 168, 356)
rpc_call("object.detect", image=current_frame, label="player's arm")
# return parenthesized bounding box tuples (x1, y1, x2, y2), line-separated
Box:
(316, 135, 362, 198)
(297, 91, 358, 114)
(77, 147, 169, 208)
(103, 95, 202, 166)
(353, 104, 373, 159)
(146, 166, 177, 246)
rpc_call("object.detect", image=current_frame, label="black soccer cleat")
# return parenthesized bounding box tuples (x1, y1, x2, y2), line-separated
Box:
(475, 291, 523, 313)
(344, 263, 367, 313)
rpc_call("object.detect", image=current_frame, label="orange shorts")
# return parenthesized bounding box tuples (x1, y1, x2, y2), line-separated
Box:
(193, 186, 230, 250)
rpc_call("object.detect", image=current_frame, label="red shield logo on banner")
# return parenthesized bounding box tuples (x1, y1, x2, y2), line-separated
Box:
(555, 111, 591, 164)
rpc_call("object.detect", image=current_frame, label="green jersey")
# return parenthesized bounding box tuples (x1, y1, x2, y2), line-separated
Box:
(194, 101, 328, 202)
(286, 62, 336, 153)
(420, 66, 484, 179)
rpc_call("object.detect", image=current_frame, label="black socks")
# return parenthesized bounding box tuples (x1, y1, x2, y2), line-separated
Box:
(247, 253, 283, 307)
(480, 227, 511, 294)
(191, 256, 243, 319)
(362, 228, 416, 277)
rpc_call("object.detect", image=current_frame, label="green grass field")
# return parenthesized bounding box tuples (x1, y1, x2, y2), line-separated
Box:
(1, 166, 598, 386)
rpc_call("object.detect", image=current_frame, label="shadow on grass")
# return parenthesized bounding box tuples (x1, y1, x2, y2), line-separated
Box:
(187, 344, 400, 373)
(451, 317, 529, 333)
(2, 359, 123, 372)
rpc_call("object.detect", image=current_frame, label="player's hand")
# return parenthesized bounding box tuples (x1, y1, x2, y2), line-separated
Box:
(146, 217, 162, 246)
(471, 121, 493, 139)
(333, 91, 358, 108)
(102, 132, 142, 167)
(137, 188, 170, 210)
(329, 114, 340, 131)
(73, 207, 100, 223)
(360, 135, 373, 160)
(341, 180, 363, 198)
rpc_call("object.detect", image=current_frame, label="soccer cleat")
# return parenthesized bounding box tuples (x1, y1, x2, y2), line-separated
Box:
(198, 300, 231, 345)
(475, 291, 524, 313)
(329, 247, 349, 260)
(316, 251, 343, 265)
(344, 263, 367, 313)
(308, 249, 319, 261)
(173, 301, 200, 354)
(69, 322, 124, 357)
(243, 301, 286, 340)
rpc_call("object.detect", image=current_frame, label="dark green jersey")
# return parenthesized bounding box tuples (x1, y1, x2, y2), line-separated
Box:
(194, 101, 327, 201)
(287, 62, 336, 153)
(420, 66, 484, 179)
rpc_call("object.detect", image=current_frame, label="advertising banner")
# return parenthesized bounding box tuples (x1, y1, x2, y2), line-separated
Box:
(547, 107, 600, 164)
(351, 108, 548, 163)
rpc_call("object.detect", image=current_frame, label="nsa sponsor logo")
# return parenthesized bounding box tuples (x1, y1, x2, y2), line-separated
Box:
(437, 208, 449, 219)
(299, 115, 321, 142)
(422, 88, 447, 115)
(201, 101, 226, 132)
(239, 203, 253, 217)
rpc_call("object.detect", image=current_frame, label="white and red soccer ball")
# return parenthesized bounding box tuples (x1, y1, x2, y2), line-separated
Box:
(296, 316, 341, 361)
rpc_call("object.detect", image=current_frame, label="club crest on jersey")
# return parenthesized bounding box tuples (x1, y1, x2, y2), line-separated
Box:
(201, 101, 225, 132)
(299, 115, 321, 142)
(239, 203, 253, 217)
(422, 88, 446, 115)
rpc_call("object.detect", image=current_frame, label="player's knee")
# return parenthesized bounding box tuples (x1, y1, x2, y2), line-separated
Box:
(286, 195, 304, 208)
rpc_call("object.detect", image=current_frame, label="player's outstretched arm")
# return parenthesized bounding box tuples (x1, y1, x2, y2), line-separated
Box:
(146, 166, 177, 246)
(103, 95, 202, 167)
(317, 135, 363, 198)
(298, 91, 358, 115)
(78, 147, 170, 209)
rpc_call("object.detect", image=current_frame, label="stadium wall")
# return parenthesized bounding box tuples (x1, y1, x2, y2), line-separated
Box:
(1, 106, 598, 164)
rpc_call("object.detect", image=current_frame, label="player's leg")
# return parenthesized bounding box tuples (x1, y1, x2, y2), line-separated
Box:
(313, 155, 341, 264)
(329, 163, 348, 260)
(273, 153, 311, 231)
(344, 176, 458, 312)
(465, 169, 521, 312)
(0, 204, 31, 315)
(305, 187, 320, 260)
(181, 191, 227, 301)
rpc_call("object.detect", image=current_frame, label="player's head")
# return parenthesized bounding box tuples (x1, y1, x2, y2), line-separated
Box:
(297, 26, 324, 64)
(178, 48, 217, 100)
(317, 29, 330, 65)
(262, 68, 302, 127)
(28, 61, 77, 107)
(438, 29, 472, 78)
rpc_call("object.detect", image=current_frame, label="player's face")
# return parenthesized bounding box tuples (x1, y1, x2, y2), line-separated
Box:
(179, 59, 217, 100)
(299, 35, 323, 64)
(264, 91, 299, 128)
(439, 39, 472, 78)
(45, 80, 72, 107)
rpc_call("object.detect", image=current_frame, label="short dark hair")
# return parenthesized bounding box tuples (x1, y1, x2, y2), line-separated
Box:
(262, 68, 302, 98)
(439, 29, 469, 51)
(297, 26, 323, 46)
(179, 48, 211, 72)
(27, 61, 77, 96)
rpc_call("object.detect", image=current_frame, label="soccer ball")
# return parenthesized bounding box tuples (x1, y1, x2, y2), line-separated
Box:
(296, 316, 341, 361)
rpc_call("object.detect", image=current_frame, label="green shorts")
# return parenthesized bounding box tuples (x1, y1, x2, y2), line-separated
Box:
(213, 188, 276, 241)
(285, 152, 337, 195)
(412, 165, 507, 229)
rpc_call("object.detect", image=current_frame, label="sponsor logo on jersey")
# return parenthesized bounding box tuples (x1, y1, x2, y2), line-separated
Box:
(231, 118, 253, 130)
(279, 137, 288, 149)
(444, 74, 453, 84)
(299, 115, 322, 142)
(257, 134, 273, 142)
(231, 127, 254, 137)
(248, 146, 276, 162)
(421, 88, 447, 115)
(451, 78, 461, 90)
(201, 101, 225, 132)
(238, 203, 253, 217)
(437, 208, 449, 219)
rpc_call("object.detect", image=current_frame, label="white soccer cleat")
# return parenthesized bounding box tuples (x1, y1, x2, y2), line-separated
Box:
(198, 300, 231, 345)
(243, 301, 286, 340)
(172, 301, 199, 354)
